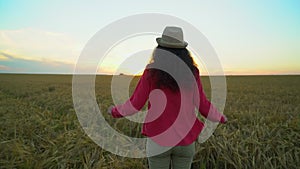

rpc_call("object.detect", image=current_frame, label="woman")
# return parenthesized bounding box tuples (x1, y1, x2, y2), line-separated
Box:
(108, 26, 227, 169)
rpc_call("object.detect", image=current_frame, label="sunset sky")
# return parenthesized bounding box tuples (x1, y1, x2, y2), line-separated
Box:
(0, 0, 299, 75)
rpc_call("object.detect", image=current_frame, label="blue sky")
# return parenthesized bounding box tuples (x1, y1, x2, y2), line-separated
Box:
(0, 0, 299, 75)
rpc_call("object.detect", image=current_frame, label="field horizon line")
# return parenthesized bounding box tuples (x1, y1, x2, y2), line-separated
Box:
(0, 73, 299, 77)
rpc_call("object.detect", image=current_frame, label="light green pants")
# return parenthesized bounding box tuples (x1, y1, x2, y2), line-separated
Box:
(147, 139, 195, 169)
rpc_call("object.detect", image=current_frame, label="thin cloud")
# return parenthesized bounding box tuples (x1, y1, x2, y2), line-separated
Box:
(0, 51, 74, 74)
(0, 28, 82, 64)
(0, 65, 10, 71)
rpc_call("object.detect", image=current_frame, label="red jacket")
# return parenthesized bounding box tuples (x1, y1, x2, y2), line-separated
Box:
(111, 68, 226, 146)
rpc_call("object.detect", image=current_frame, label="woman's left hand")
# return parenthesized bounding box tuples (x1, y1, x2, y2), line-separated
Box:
(107, 105, 114, 115)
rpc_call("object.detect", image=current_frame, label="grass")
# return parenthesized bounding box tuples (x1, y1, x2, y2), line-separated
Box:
(0, 74, 299, 169)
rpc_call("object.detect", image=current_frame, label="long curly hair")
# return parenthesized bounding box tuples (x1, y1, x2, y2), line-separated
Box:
(147, 46, 198, 92)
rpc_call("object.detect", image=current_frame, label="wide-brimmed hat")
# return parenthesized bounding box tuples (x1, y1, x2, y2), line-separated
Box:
(156, 26, 188, 48)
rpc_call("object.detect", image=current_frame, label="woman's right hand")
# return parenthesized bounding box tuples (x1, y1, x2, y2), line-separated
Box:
(221, 115, 228, 124)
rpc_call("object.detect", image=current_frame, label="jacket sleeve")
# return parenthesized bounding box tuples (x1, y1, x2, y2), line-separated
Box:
(193, 69, 226, 123)
(111, 70, 150, 118)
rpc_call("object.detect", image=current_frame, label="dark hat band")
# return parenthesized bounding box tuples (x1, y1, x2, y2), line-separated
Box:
(161, 35, 183, 44)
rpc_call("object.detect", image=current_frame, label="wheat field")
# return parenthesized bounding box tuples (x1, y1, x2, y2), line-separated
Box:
(0, 74, 299, 169)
